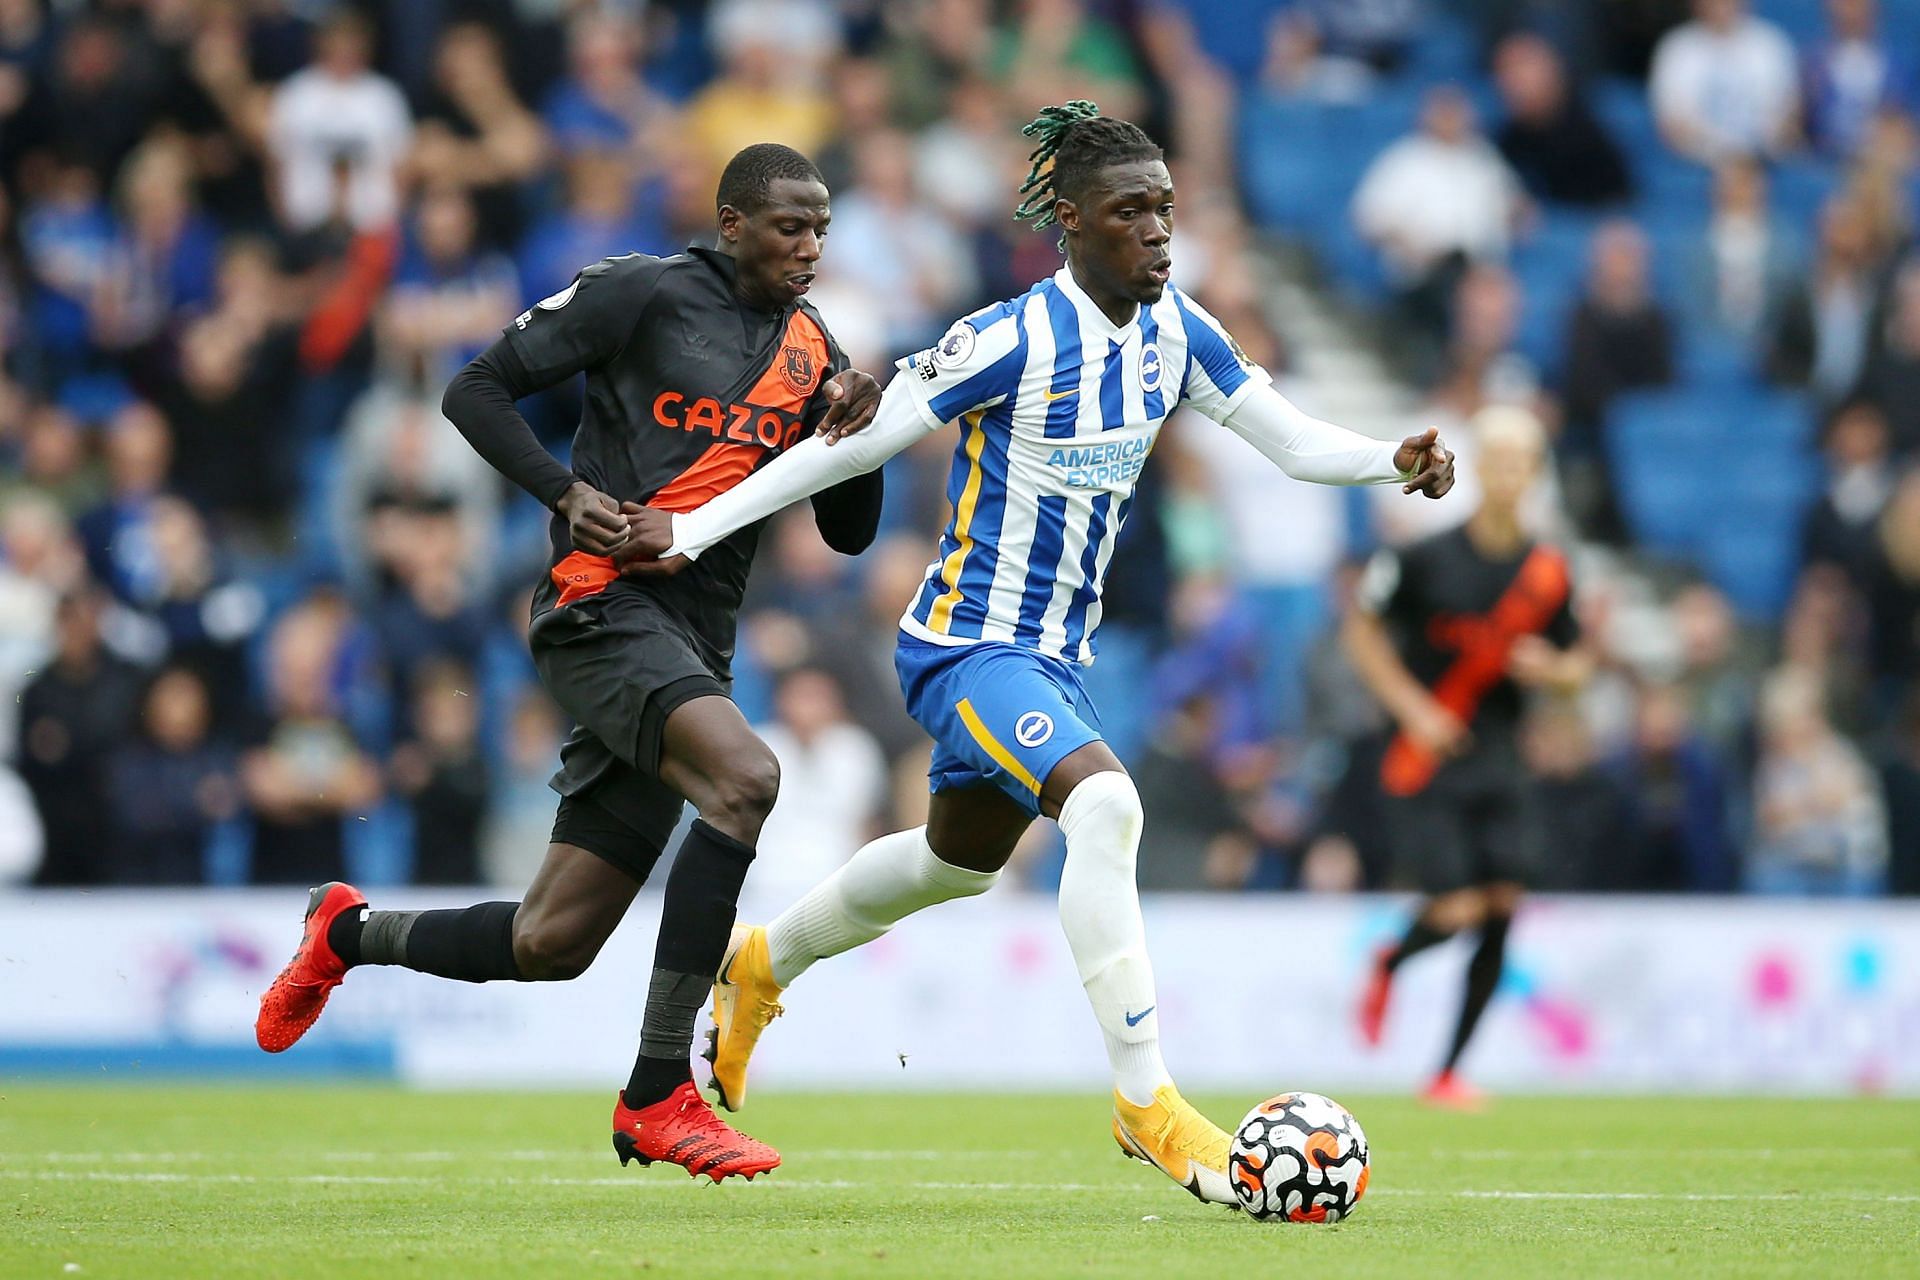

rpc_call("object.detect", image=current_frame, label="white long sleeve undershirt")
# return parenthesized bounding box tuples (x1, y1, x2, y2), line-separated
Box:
(666, 377, 1407, 561)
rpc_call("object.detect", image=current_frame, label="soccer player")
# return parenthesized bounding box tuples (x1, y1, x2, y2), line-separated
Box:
(616, 102, 1456, 1204)
(1347, 406, 1590, 1109)
(253, 144, 884, 1182)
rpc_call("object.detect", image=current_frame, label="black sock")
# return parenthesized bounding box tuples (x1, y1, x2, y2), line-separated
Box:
(622, 820, 755, 1108)
(329, 902, 522, 982)
(1443, 915, 1510, 1073)
(1385, 917, 1452, 974)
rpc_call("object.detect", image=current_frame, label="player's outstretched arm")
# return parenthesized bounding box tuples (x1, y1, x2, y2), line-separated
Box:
(1217, 383, 1454, 497)
(619, 377, 943, 573)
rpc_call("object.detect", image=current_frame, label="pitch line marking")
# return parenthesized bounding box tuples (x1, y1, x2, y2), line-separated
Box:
(5, 1169, 1919, 1203)
(8, 1149, 1057, 1166)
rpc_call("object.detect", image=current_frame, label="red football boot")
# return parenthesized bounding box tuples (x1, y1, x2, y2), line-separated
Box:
(1356, 945, 1395, 1048)
(1420, 1069, 1489, 1112)
(254, 882, 366, 1053)
(612, 1082, 781, 1182)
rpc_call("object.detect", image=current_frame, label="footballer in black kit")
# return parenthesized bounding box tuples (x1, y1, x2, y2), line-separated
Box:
(255, 143, 882, 1181)
(1344, 408, 1590, 1108)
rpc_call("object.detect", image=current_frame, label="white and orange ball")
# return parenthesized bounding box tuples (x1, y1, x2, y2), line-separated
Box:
(1228, 1092, 1370, 1223)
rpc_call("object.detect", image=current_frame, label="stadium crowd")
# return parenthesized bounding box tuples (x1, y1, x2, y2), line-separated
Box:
(1, 0, 1916, 899)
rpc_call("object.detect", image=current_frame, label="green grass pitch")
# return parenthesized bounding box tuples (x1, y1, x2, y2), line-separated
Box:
(4, 1087, 1916, 1278)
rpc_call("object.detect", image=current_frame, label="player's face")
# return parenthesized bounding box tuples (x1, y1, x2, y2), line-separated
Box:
(1477, 435, 1543, 510)
(1062, 161, 1174, 308)
(724, 177, 832, 308)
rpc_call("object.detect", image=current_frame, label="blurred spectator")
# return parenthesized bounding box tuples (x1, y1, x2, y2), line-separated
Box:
(1860, 467, 1920, 701)
(13, 401, 98, 514)
(1748, 667, 1886, 894)
(10, 15, 157, 183)
(1853, 259, 1920, 454)
(1522, 700, 1636, 891)
(1604, 682, 1737, 891)
(1294, 0, 1426, 75)
(809, 534, 939, 761)
(518, 146, 670, 306)
(1802, 0, 1912, 161)
(75, 401, 173, 601)
(267, 10, 412, 234)
(90, 134, 219, 359)
(1261, 7, 1379, 103)
(826, 128, 976, 351)
(993, 0, 1146, 123)
(15, 586, 143, 885)
(1672, 581, 1762, 758)
(912, 76, 1012, 232)
(1353, 85, 1527, 342)
(1492, 32, 1632, 208)
(138, 495, 265, 730)
(1688, 157, 1797, 341)
(1650, 0, 1799, 163)
(241, 598, 382, 885)
(881, 0, 996, 130)
(19, 156, 114, 383)
(754, 667, 887, 900)
(1845, 112, 1915, 261)
(1766, 193, 1882, 404)
(0, 494, 80, 748)
(1300, 562, 1393, 887)
(339, 389, 499, 597)
(683, 0, 840, 185)
(540, 10, 670, 158)
(153, 238, 302, 527)
(103, 667, 238, 884)
(0, 758, 42, 883)
(413, 21, 547, 253)
(481, 688, 565, 889)
(1134, 693, 1258, 891)
(1172, 369, 1357, 733)
(1802, 401, 1896, 585)
(1881, 689, 1920, 895)
(381, 184, 520, 385)
(390, 662, 488, 885)
(1561, 219, 1674, 538)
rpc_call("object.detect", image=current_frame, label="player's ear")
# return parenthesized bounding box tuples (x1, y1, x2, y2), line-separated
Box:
(717, 203, 743, 245)
(1055, 197, 1079, 236)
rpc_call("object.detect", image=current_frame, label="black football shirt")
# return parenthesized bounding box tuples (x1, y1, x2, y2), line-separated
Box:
(501, 246, 849, 667)
(1359, 524, 1577, 794)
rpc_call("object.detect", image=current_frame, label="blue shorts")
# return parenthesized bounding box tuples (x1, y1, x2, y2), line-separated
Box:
(894, 634, 1105, 816)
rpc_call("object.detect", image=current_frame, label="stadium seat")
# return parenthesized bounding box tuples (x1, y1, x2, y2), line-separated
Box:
(1607, 386, 1817, 616)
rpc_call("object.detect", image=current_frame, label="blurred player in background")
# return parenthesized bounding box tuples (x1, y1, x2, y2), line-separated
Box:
(253, 144, 883, 1181)
(1347, 406, 1591, 1108)
(618, 102, 1455, 1204)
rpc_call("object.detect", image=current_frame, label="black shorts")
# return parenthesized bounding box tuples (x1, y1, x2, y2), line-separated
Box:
(531, 588, 725, 879)
(1385, 747, 1539, 894)
(549, 772, 683, 883)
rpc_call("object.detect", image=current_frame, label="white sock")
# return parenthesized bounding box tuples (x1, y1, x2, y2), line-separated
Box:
(766, 826, 999, 987)
(1056, 771, 1172, 1108)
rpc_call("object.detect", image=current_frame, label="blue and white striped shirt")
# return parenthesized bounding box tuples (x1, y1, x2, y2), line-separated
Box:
(895, 267, 1268, 664)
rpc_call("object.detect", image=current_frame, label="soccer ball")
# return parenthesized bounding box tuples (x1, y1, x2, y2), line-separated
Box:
(1228, 1092, 1370, 1223)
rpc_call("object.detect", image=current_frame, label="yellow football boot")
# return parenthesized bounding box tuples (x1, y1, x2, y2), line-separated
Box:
(703, 924, 784, 1112)
(1111, 1084, 1237, 1207)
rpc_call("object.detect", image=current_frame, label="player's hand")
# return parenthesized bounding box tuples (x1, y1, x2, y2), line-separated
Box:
(816, 369, 882, 445)
(1395, 427, 1455, 498)
(556, 481, 631, 555)
(1401, 698, 1470, 759)
(612, 504, 689, 577)
(1505, 634, 1560, 687)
